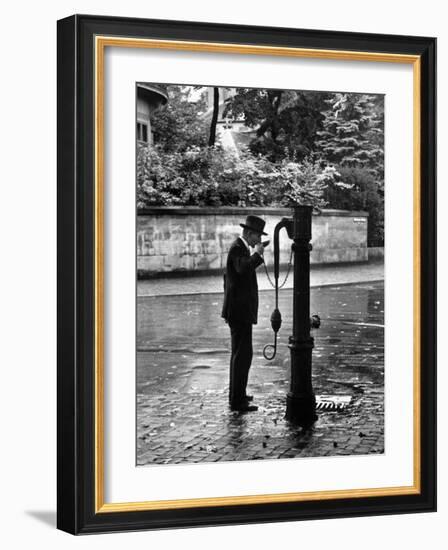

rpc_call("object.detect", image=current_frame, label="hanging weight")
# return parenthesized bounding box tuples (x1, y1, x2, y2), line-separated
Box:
(270, 308, 282, 332)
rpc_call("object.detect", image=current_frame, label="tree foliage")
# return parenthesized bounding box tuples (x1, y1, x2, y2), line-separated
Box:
(137, 143, 349, 210)
(222, 89, 330, 162)
(324, 166, 384, 246)
(138, 85, 385, 245)
(315, 93, 384, 184)
(150, 86, 209, 152)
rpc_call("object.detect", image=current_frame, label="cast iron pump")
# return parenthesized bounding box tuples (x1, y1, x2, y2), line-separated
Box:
(263, 205, 321, 427)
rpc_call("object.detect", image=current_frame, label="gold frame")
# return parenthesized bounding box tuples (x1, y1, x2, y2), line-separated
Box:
(94, 36, 421, 514)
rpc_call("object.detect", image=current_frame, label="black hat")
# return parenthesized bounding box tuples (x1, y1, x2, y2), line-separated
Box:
(240, 215, 267, 235)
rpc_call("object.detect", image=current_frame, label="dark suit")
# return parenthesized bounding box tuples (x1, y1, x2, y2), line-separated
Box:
(222, 238, 264, 407)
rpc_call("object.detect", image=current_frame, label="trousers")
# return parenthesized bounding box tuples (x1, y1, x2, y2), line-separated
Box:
(229, 321, 253, 406)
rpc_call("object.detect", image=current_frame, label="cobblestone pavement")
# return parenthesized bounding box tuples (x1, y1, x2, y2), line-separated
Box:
(137, 281, 384, 465)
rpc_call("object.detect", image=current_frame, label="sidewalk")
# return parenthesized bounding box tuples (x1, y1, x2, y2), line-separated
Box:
(138, 259, 384, 297)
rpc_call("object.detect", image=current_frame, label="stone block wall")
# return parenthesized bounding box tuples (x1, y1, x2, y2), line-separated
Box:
(137, 207, 368, 277)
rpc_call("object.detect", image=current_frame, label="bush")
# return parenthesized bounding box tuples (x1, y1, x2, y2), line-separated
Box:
(137, 143, 350, 211)
(324, 166, 384, 246)
(277, 159, 349, 208)
(137, 145, 221, 207)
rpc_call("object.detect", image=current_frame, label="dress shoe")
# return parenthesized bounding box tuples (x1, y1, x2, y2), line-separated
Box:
(230, 402, 258, 412)
(244, 394, 254, 402)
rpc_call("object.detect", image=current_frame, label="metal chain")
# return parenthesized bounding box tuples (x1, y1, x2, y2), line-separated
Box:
(263, 248, 294, 289)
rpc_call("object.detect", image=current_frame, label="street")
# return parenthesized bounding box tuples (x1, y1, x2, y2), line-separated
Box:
(137, 280, 384, 465)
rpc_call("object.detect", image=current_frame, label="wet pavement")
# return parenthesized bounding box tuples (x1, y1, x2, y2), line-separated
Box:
(137, 281, 384, 465)
(138, 259, 384, 296)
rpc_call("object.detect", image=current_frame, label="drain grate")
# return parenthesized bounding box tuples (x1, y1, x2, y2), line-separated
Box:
(316, 395, 352, 411)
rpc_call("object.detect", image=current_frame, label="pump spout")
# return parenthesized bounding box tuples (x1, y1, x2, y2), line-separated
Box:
(273, 218, 292, 281)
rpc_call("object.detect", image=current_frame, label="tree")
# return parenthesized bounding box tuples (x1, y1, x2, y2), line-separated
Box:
(315, 93, 384, 185)
(222, 88, 330, 162)
(314, 93, 384, 246)
(208, 87, 220, 146)
(150, 85, 209, 152)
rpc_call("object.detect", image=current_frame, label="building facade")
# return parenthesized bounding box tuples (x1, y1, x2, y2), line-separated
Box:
(136, 83, 168, 145)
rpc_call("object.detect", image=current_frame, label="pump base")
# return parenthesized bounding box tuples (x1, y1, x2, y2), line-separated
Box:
(285, 392, 318, 427)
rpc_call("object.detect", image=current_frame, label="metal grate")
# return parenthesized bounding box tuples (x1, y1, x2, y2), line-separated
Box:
(316, 395, 352, 411)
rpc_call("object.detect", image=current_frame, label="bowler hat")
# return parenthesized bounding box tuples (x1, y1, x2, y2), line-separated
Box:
(240, 215, 267, 235)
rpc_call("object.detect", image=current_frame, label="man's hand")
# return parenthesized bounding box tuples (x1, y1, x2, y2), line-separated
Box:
(254, 243, 264, 256)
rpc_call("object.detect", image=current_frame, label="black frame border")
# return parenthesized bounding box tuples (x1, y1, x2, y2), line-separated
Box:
(57, 14, 436, 534)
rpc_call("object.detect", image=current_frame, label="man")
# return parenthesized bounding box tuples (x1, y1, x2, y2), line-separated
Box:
(222, 215, 268, 412)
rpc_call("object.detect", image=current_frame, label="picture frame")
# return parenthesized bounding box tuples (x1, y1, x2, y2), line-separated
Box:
(57, 14, 436, 534)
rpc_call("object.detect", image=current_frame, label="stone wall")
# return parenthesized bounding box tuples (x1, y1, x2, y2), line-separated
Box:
(368, 246, 385, 260)
(137, 207, 368, 278)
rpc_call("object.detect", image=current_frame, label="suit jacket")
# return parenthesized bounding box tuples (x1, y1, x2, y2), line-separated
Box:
(221, 237, 264, 325)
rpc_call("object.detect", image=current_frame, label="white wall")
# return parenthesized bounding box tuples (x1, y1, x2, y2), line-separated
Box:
(0, 1, 444, 549)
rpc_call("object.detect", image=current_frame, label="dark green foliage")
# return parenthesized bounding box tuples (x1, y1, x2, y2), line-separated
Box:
(315, 93, 384, 185)
(150, 86, 209, 152)
(137, 145, 222, 207)
(223, 89, 330, 162)
(325, 166, 384, 246)
(137, 144, 347, 210)
(137, 85, 385, 246)
(314, 94, 385, 245)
